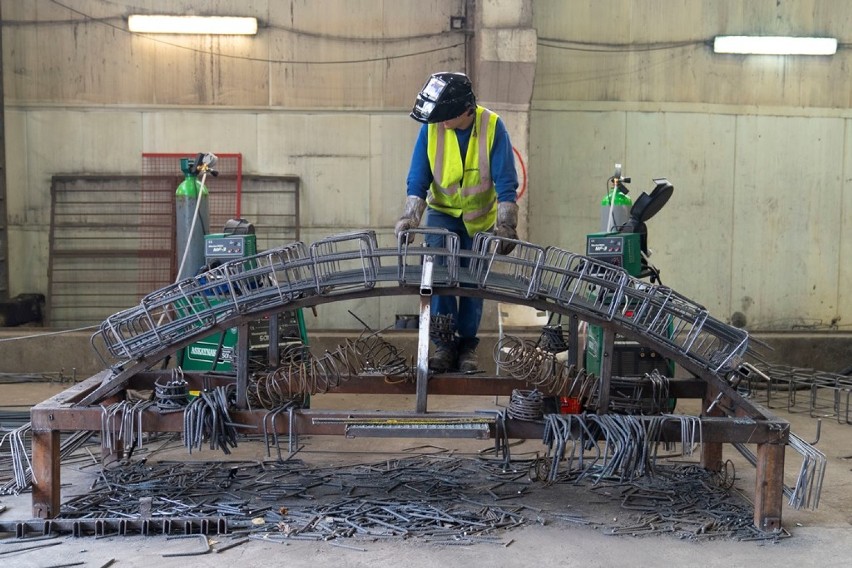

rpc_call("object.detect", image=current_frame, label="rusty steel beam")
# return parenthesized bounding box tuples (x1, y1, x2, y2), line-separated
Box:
(31, 402, 787, 446)
(31, 430, 59, 519)
(754, 442, 786, 531)
(701, 388, 725, 472)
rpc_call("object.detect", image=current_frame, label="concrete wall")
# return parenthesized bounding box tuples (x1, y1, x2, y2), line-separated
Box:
(529, 106, 851, 329)
(2, 0, 851, 336)
(529, 0, 852, 331)
(1, 0, 468, 331)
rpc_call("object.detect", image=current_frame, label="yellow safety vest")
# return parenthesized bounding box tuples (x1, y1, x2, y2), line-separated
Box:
(426, 106, 499, 236)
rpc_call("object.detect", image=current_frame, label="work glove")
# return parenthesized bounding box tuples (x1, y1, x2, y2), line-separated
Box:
(493, 201, 519, 255)
(394, 196, 427, 243)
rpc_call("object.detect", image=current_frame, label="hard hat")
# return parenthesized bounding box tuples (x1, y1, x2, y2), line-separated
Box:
(410, 72, 476, 124)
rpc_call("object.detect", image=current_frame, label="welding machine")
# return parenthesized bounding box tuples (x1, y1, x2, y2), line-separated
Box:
(584, 167, 675, 380)
(180, 219, 307, 372)
(585, 232, 642, 275)
(204, 218, 258, 261)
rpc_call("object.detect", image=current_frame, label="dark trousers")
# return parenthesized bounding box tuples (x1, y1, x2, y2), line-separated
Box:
(424, 208, 482, 348)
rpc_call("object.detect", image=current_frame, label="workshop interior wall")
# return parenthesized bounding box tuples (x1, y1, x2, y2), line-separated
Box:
(529, 0, 852, 330)
(1, 0, 465, 331)
(3, 0, 851, 331)
(530, 108, 849, 330)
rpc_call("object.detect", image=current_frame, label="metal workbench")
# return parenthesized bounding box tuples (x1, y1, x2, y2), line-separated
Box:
(29, 229, 789, 531)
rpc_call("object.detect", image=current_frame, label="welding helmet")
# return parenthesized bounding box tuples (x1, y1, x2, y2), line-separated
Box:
(410, 72, 476, 124)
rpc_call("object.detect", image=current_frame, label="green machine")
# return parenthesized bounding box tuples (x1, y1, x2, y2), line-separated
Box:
(180, 219, 308, 372)
(584, 168, 674, 379)
(585, 232, 642, 276)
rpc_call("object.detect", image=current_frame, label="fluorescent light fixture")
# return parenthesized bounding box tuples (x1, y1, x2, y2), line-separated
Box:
(128, 15, 258, 35)
(713, 36, 837, 55)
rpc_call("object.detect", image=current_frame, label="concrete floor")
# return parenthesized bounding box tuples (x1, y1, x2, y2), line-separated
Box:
(1, 384, 851, 567)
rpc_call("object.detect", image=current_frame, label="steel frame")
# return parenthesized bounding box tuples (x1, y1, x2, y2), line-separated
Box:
(30, 229, 789, 531)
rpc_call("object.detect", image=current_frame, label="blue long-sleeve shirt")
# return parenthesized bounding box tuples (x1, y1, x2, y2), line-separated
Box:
(406, 114, 519, 205)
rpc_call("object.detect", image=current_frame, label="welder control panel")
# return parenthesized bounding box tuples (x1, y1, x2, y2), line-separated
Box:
(206, 236, 249, 259)
(585, 232, 641, 275)
(587, 236, 626, 256)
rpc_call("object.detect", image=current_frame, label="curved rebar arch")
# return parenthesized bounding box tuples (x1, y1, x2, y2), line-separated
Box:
(86, 229, 750, 403)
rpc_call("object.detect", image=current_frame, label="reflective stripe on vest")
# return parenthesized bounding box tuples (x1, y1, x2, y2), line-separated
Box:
(426, 106, 499, 235)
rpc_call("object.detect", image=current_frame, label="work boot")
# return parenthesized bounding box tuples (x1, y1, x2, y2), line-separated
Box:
(429, 343, 457, 373)
(457, 339, 479, 373)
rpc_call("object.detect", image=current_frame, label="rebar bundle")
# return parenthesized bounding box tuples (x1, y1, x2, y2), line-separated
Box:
(183, 384, 239, 455)
(506, 389, 545, 421)
(598, 464, 790, 542)
(0, 423, 32, 493)
(538, 324, 569, 352)
(154, 368, 190, 413)
(732, 432, 826, 511)
(787, 433, 827, 510)
(541, 413, 703, 485)
(0, 425, 93, 495)
(59, 455, 529, 544)
(100, 399, 155, 455)
(494, 334, 596, 398)
(590, 369, 673, 415)
(247, 332, 414, 409)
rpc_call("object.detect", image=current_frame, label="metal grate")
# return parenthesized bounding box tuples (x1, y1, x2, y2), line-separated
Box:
(47, 154, 299, 328)
(237, 175, 300, 250)
(47, 174, 176, 328)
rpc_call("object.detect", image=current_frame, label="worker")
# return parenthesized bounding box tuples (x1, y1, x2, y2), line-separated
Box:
(395, 71, 519, 373)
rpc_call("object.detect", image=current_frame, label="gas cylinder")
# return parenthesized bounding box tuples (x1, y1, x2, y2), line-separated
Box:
(175, 157, 210, 281)
(600, 187, 632, 233)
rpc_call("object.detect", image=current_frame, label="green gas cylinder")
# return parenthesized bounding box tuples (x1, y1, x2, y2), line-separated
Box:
(175, 158, 210, 281)
(600, 188, 632, 233)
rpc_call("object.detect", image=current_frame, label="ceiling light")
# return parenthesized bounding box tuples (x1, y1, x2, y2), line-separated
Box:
(128, 15, 258, 35)
(713, 36, 837, 55)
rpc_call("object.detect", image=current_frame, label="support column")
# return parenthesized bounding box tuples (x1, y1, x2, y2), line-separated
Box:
(31, 430, 60, 519)
(701, 389, 724, 472)
(567, 315, 579, 367)
(0, 1, 8, 299)
(595, 326, 615, 413)
(415, 256, 434, 413)
(268, 313, 280, 367)
(754, 442, 785, 531)
(467, 0, 537, 237)
(236, 322, 249, 409)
